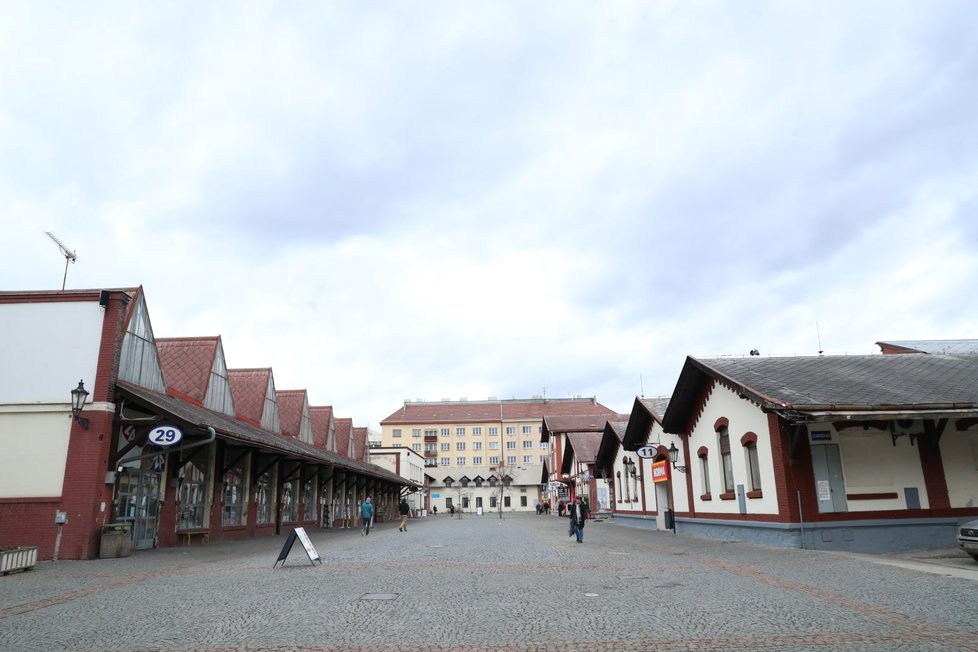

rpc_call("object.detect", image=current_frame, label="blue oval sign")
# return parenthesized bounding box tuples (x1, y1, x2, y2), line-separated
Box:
(635, 445, 658, 459)
(148, 425, 184, 447)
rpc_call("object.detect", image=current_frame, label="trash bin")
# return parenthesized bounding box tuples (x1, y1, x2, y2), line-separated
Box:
(662, 509, 675, 531)
(100, 523, 132, 559)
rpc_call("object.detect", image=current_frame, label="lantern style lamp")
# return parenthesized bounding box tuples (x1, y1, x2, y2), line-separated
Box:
(668, 442, 687, 474)
(70, 380, 90, 430)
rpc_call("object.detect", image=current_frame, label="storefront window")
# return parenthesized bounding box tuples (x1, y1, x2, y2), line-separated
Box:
(281, 477, 299, 523)
(178, 458, 208, 530)
(302, 479, 315, 521)
(223, 455, 247, 526)
(256, 471, 273, 524)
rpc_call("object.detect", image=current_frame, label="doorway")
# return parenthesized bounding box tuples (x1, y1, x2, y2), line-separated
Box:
(811, 444, 848, 513)
(117, 469, 161, 550)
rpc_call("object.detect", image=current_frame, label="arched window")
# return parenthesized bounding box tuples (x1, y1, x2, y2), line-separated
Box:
(741, 432, 762, 496)
(717, 424, 735, 496)
(697, 446, 711, 500)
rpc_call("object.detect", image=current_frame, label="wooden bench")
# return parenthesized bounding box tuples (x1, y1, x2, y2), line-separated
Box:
(178, 529, 210, 546)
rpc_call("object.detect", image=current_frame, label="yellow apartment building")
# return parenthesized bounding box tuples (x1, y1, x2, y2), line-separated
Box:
(379, 397, 616, 513)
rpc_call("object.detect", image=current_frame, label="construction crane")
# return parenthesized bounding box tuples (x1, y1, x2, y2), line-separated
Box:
(44, 231, 77, 291)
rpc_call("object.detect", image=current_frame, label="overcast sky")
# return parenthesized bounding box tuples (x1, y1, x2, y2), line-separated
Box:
(3, 2, 977, 429)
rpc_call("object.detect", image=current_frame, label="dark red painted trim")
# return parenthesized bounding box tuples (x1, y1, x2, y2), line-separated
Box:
(847, 492, 898, 500)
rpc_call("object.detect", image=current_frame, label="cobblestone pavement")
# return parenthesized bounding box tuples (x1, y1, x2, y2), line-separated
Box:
(2, 514, 977, 652)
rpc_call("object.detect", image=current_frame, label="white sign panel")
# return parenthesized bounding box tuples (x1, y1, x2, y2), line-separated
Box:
(148, 425, 184, 448)
(636, 445, 658, 459)
(816, 480, 831, 502)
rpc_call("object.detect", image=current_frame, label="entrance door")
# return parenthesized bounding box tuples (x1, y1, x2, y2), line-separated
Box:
(655, 481, 671, 531)
(118, 469, 162, 550)
(811, 444, 847, 514)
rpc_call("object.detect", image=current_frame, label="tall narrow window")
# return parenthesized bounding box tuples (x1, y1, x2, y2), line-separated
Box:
(718, 425, 734, 493)
(742, 432, 762, 493)
(698, 447, 711, 498)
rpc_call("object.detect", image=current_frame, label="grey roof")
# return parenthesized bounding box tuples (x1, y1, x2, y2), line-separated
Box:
(621, 396, 669, 451)
(877, 339, 978, 355)
(639, 396, 670, 420)
(662, 353, 978, 432)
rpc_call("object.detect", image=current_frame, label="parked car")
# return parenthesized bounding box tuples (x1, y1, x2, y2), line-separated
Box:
(959, 519, 978, 562)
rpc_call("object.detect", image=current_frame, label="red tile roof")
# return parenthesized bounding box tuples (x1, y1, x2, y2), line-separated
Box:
(334, 417, 353, 457)
(228, 368, 272, 425)
(566, 431, 603, 463)
(276, 389, 307, 439)
(157, 337, 219, 404)
(352, 427, 368, 462)
(309, 406, 333, 450)
(381, 398, 615, 425)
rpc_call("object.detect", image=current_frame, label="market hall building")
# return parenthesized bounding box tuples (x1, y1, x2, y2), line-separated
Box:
(0, 287, 415, 560)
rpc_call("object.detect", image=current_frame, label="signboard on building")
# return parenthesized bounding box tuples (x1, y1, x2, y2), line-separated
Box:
(651, 460, 670, 483)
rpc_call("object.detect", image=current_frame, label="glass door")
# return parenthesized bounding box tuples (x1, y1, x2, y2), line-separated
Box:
(118, 468, 161, 550)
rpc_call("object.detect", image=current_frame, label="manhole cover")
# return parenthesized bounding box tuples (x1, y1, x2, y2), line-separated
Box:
(361, 593, 399, 600)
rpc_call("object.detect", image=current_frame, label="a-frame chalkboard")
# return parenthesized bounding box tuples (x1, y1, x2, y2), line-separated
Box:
(273, 527, 323, 568)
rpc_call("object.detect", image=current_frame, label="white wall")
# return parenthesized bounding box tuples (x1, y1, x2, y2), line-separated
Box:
(0, 301, 104, 403)
(833, 426, 928, 510)
(0, 410, 70, 497)
(689, 384, 780, 515)
(941, 427, 978, 509)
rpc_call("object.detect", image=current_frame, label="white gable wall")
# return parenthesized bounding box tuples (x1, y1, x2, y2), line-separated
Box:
(690, 383, 780, 515)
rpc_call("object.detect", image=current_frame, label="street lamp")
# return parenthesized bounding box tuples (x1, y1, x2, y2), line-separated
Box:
(668, 442, 687, 474)
(70, 380, 90, 430)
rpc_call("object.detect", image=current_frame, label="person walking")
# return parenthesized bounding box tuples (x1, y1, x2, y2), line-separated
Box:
(398, 498, 410, 532)
(568, 496, 589, 543)
(360, 496, 374, 536)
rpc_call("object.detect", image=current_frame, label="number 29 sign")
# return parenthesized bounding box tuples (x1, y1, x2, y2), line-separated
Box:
(148, 425, 184, 447)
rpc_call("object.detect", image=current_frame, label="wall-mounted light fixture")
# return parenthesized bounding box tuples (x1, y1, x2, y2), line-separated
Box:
(70, 380, 90, 430)
(668, 442, 687, 474)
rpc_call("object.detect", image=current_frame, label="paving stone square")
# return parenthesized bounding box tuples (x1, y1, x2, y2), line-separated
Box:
(1, 514, 976, 651)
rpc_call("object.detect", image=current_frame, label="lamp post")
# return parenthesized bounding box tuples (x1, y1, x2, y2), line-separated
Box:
(70, 380, 90, 430)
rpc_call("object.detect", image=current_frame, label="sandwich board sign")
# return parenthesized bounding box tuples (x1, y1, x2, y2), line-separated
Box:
(273, 527, 322, 568)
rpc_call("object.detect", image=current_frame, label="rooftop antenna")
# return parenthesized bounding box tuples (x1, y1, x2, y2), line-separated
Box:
(45, 231, 77, 291)
(816, 322, 824, 355)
